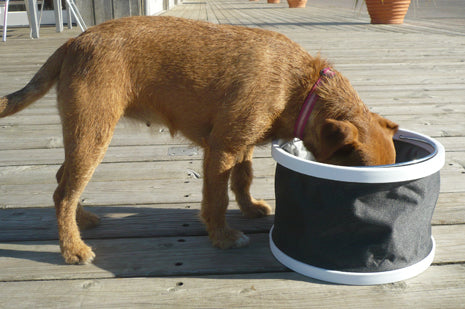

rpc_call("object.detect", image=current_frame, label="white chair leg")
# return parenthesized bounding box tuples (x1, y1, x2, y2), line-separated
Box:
(38, 0, 44, 25)
(53, 0, 63, 32)
(24, 0, 39, 38)
(67, 1, 72, 29)
(2, 0, 10, 42)
(66, 0, 86, 32)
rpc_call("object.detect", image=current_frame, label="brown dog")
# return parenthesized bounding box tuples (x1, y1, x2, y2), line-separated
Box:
(0, 16, 398, 264)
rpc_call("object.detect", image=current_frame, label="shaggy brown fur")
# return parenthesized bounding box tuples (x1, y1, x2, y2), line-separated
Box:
(0, 16, 398, 264)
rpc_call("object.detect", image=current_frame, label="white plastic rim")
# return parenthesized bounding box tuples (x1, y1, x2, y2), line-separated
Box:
(269, 226, 435, 285)
(271, 129, 445, 183)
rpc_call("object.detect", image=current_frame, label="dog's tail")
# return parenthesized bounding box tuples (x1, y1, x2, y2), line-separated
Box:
(0, 40, 71, 118)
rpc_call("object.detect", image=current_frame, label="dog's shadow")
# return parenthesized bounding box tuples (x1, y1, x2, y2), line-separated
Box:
(1, 206, 291, 280)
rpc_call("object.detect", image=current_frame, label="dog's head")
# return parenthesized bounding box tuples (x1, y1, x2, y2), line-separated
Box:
(309, 113, 398, 166)
(300, 67, 399, 166)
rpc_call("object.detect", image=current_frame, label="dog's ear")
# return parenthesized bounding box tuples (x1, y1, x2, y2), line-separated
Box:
(317, 119, 360, 162)
(372, 112, 399, 134)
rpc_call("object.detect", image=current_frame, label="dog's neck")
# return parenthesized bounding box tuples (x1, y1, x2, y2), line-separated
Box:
(294, 67, 335, 140)
(268, 64, 333, 144)
(270, 65, 370, 162)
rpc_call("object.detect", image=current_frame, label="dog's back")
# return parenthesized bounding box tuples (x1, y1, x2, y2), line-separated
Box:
(71, 16, 313, 142)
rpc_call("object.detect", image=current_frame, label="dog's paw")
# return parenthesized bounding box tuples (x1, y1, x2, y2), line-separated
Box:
(209, 227, 250, 249)
(233, 232, 250, 248)
(240, 199, 272, 219)
(61, 242, 95, 265)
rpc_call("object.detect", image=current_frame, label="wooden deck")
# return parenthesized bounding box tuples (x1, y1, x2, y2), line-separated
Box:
(1, 0, 465, 307)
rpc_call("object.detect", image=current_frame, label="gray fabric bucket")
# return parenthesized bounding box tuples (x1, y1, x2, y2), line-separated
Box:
(270, 129, 445, 285)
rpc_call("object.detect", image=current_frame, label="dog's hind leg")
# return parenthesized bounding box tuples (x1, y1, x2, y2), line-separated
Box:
(53, 109, 120, 265)
(56, 165, 100, 230)
(200, 145, 250, 249)
(231, 146, 271, 218)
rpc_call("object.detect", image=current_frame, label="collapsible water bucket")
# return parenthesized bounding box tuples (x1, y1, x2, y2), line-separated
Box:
(270, 129, 445, 285)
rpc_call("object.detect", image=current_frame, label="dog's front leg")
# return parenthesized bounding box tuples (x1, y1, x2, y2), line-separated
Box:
(231, 146, 272, 218)
(200, 146, 250, 249)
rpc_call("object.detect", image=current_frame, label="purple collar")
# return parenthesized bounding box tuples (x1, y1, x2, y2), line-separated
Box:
(294, 67, 335, 139)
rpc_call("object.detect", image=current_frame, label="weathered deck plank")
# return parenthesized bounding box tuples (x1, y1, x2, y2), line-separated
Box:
(1, 165, 464, 209)
(0, 264, 464, 308)
(0, 133, 464, 167)
(1, 225, 464, 282)
(0, 116, 464, 152)
(0, 190, 464, 239)
(1, 0, 465, 307)
(1, 153, 463, 185)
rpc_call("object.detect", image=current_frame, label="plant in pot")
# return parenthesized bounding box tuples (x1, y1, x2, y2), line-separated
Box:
(355, 0, 412, 24)
(287, 0, 307, 8)
(267, 0, 308, 8)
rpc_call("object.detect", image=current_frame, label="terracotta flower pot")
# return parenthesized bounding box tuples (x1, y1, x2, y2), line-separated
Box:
(267, 0, 280, 3)
(365, 0, 411, 24)
(287, 0, 307, 8)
